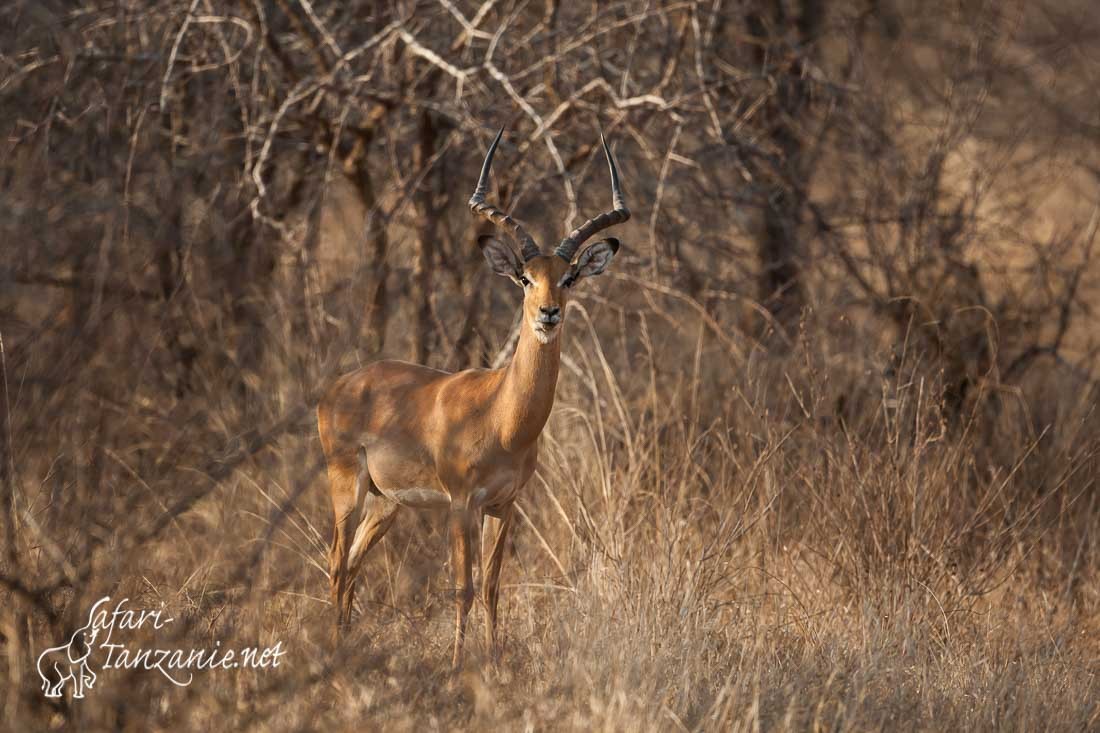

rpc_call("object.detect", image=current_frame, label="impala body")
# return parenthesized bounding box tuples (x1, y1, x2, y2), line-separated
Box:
(318, 129, 628, 668)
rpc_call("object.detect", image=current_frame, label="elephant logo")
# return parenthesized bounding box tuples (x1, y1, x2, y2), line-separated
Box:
(37, 622, 99, 699)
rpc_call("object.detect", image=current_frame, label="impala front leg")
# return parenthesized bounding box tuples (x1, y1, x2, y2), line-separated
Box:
(482, 506, 514, 659)
(449, 506, 480, 670)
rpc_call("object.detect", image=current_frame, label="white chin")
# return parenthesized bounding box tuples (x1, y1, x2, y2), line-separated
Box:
(531, 324, 558, 344)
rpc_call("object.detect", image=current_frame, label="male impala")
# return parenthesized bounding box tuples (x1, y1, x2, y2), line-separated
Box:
(317, 128, 629, 668)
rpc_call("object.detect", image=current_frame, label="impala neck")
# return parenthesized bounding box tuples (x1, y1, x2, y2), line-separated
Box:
(497, 320, 561, 450)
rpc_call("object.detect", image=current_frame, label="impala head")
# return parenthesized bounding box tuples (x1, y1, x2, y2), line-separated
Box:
(470, 128, 630, 344)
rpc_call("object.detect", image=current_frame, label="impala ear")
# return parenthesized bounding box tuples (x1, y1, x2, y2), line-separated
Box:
(572, 238, 620, 280)
(478, 235, 522, 281)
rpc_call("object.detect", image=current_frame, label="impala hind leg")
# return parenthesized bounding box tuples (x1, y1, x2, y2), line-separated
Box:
(482, 507, 514, 659)
(449, 508, 480, 670)
(327, 442, 376, 629)
(327, 451, 367, 631)
(342, 490, 400, 624)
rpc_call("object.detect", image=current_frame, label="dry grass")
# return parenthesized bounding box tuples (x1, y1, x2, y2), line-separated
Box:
(6, 286, 1096, 732)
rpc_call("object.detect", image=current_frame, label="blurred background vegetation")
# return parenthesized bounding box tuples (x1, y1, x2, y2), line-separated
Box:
(1, 1, 1098, 729)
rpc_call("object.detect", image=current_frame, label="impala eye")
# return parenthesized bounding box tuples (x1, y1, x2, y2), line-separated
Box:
(559, 274, 576, 288)
(519, 275, 532, 287)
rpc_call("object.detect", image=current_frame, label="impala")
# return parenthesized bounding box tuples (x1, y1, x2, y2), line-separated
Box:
(317, 128, 629, 668)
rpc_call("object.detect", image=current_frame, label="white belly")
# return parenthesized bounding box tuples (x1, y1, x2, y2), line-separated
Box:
(380, 487, 452, 509)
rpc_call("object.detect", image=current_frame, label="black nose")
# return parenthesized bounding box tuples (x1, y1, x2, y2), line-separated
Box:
(540, 305, 561, 317)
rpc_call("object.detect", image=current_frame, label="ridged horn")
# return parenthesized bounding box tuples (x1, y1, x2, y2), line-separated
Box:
(468, 128, 541, 261)
(554, 133, 630, 262)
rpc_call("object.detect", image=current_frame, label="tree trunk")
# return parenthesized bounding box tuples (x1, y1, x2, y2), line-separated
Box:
(746, 0, 824, 332)
(411, 109, 440, 365)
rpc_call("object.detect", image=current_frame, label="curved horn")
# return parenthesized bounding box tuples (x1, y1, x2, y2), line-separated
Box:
(554, 133, 630, 262)
(468, 128, 542, 261)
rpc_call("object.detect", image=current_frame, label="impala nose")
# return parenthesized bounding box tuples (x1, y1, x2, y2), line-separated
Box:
(538, 305, 561, 324)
